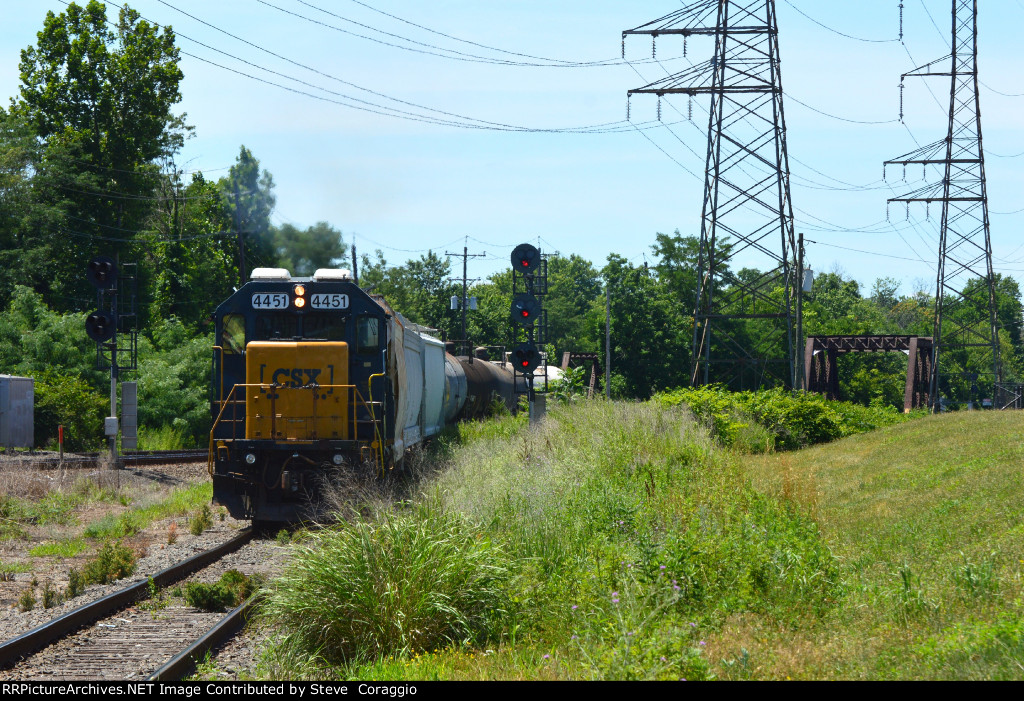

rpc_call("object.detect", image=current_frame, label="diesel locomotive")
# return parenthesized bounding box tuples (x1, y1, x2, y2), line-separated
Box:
(209, 267, 520, 522)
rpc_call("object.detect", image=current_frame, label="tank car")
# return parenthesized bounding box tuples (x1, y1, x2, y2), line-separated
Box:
(209, 267, 519, 522)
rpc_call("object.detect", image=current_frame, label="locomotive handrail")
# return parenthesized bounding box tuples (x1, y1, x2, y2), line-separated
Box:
(212, 345, 225, 405)
(208, 383, 387, 475)
(368, 373, 387, 472)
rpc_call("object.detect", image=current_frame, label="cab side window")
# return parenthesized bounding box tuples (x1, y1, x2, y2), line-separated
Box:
(356, 316, 380, 354)
(221, 314, 245, 354)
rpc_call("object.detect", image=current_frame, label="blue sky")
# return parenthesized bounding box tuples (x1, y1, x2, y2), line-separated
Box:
(2, 1, 1023, 297)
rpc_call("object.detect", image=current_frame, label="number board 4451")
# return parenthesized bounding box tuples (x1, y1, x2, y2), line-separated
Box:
(311, 293, 349, 310)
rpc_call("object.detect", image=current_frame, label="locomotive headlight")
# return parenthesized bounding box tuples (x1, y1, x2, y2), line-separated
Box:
(332, 454, 344, 466)
(293, 284, 306, 296)
(245, 453, 257, 465)
(294, 296, 306, 308)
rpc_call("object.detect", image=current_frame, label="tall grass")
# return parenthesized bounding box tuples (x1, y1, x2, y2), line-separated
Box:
(260, 504, 515, 665)
(256, 401, 840, 680)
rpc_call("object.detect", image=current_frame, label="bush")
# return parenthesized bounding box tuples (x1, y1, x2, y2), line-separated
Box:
(33, 373, 107, 452)
(185, 569, 263, 612)
(83, 541, 137, 585)
(66, 568, 85, 599)
(657, 386, 913, 451)
(190, 504, 213, 535)
(260, 505, 516, 664)
(18, 587, 36, 612)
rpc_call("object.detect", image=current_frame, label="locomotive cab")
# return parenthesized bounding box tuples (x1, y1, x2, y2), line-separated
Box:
(209, 268, 391, 522)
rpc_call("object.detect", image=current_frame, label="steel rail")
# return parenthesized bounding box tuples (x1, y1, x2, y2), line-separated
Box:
(0, 530, 253, 669)
(2, 449, 209, 469)
(147, 594, 259, 681)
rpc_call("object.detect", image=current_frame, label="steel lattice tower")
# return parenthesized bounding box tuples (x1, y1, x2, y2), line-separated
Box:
(885, 0, 1000, 411)
(625, 0, 799, 390)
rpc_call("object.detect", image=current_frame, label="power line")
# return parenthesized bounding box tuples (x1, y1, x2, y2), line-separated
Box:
(336, 0, 635, 66)
(805, 239, 935, 264)
(260, 0, 663, 69)
(781, 0, 900, 43)
(146, 0, 645, 134)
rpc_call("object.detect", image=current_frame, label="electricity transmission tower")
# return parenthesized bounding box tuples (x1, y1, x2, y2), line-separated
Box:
(625, 0, 800, 391)
(885, 0, 1000, 411)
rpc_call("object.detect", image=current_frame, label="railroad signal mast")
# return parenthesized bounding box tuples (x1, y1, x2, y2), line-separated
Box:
(85, 256, 139, 461)
(624, 0, 800, 391)
(884, 0, 1000, 411)
(510, 243, 547, 422)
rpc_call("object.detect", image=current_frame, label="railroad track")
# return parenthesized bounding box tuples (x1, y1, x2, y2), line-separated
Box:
(0, 530, 255, 681)
(1, 449, 208, 469)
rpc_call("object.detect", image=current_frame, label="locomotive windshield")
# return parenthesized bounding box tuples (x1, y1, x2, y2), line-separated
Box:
(254, 312, 299, 340)
(221, 314, 245, 354)
(302, 312, 348, 341)
(356, 316, 380, 354)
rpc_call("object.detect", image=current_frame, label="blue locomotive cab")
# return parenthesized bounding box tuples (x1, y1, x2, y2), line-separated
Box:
(209, 268, 391, 522)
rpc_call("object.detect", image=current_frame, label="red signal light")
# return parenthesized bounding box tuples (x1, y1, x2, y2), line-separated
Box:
(511, 244, 541, 274)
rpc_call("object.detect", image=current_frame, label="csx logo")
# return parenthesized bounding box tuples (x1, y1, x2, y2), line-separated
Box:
(271, 368, 323, 387)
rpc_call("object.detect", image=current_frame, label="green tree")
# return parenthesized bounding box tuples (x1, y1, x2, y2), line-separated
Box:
(147, 172, 237, 326)
(602, 254, 691, 398)
(273, 221, 348, 277)
(543, 255, 602, 358)
(218, 146, 277, 274)
(14, 1, 188, 312)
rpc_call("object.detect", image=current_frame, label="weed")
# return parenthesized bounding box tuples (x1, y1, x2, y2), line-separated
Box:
(140, 576, 171, 613)
(275, 529, 290, 546)
(889, 564, 938, 626)
(84, 512, 143, 540)
(66, 568, 85, 599)
(82, 483, 212, 540)
(29, 539, 89, 558)
(952, 552, 999, 601)
(185, 569, 263, 612)
(41, 581, 60, 609)
(0, 561, 30, 581)
(18, 587, 36, 612)
(0, 518, 28, 541)
(167, 522, 178, 545)
(190, 504, 213, 536)
(189, 651, 225, 681)
(83, 541, 137, 585)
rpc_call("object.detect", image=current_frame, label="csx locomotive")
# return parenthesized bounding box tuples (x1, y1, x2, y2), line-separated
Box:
(209, 267, 522, 522)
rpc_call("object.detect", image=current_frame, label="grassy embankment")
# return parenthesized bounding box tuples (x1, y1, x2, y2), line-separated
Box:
(732, 410, 1024, 679)
(250, 399, 1023, 680)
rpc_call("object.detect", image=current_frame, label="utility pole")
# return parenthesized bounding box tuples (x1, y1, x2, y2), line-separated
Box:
(797, 232, 805, 391)
(624, 0, 799, 391)
(351, 242, 358, 286)
(445, 244, 486, 345)
(605, 283, 611, 400)
(884, 0, 1000, 412)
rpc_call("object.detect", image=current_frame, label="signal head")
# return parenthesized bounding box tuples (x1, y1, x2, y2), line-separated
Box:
(86, 256, 118, 290)
(85, 310, 116, 343)
(512, 342, 541, 374)
(511, 244, 541, 275)
(510, 293, 541, 326)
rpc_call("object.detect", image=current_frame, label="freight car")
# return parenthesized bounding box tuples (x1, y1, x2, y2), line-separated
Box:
(209, 267, 520, 522)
